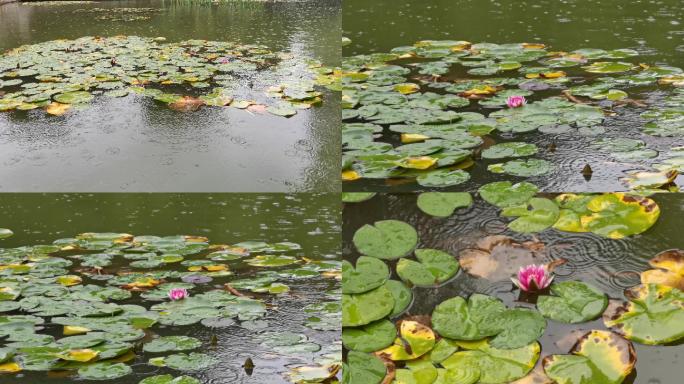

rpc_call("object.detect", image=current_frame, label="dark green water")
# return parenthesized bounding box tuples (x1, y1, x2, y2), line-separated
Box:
(0, 0, 341, 192)
(0, 193, 341, 383)
(343, 0, 684, 192)
(343, 193, 684, 383)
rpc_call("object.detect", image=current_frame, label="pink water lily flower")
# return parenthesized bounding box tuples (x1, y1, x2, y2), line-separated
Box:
(168, 288, 189, 301)
(506, 95, 527, 108)
(511, 264, 553, 292)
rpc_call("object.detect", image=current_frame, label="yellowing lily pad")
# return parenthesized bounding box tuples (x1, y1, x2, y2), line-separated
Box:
(376, 320, 436, 361)
(640, 249, 684, 290)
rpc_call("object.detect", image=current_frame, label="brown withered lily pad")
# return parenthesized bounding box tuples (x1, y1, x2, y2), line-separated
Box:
(169, 96, 206, 112)
(459, 235, 549, 280)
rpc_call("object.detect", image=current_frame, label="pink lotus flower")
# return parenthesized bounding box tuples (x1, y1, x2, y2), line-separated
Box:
(511, 264, 553, 292)
(168, 288, 189, 301)
(218, 57, 231, 64)
(506, 95, 527, 108)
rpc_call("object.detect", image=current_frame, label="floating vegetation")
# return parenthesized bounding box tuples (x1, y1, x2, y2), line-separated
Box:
(0, 36, 337, 117)
(0, 232, 340, 382)
(342, 40, 684, 190)
(342, 194, 684, 384)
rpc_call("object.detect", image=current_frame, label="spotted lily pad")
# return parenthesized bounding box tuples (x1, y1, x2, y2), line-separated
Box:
(416, 192, 472, 217)
(552, 193, 659, 239)
(537, 281, 608, 323)
(543, 330, 636, 384)
(603, 284, 684, 345)
(640, 249, 684, 290)
(376, 320, 436, 360)
(352, 220, 418, 260)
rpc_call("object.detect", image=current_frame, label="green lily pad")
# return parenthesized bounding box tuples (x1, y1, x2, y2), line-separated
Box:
(139, 375, 200, 384)
(352, 220, 418, 260)
(342, 319, 396, 353)
(143, 336, 202, 353)
(537, 281, 608, 323)
(603, 284, 684, 345)
(481, 142, 538, 159)
(162, 353, 218, 371)
(342, 286, 395, 327)
(396, 249, 459, 286)
(583, 61, 636, 74)
(543, 330, 636, 384)
(53, 91, 94, 104)
(416, 192, 472, 217)
(416, 169, 470, 187)
(488, 158, 552, 177)
(343, 351, 386, 384)
(78, 362, 132, 380)
(441, 339, 540, 384)
(342, 192, 377, 203)
(383, 280, 413, 317)
(478, 181, 539, 208)
(431, 294, 505, 340)
(501, 197, 560, 233)
(342, 256, 389, 294)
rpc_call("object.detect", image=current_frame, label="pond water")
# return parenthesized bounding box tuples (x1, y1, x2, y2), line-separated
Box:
(343, 193, 684, 383)
(0, 193, 341, 383)
(342, 0, 684, 192)
(0, 0, 341, 192)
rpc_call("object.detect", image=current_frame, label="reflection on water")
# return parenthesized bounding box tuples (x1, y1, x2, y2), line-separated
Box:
(0, 0, 341, 192)
(342, 0, 684, 192)
(0, 193, 341, 384)
(342, 193, 684, 382)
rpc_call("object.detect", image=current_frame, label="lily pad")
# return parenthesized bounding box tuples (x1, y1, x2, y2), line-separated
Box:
(488, 159, 552, 177)
(78, 362, 132, 380)
(343, 351, 386, 384)
(481, 142, 538, 159)
(0, 229, 13, 239)
(543, 330, 636, 384)
(478, 181, 539, 208)
(342, 319, 396, 353)
(342, 286, 395, 327)
(537, 281, 608, 323)
(352, 220, 418, 260)
(376, 320, 436, 360)
(603, 284, 684, 345)
(396, 249, 459, 286)
(442, 339, 540, 384)
(416, 192, 472, 217)
(416, 169, 471, 187)
(501, 197, 560, 233)
(139, 375, 200, 384)
(342, 256, 389, 294)
(143, 336, 202, 353)
(640, 249, 684, 290)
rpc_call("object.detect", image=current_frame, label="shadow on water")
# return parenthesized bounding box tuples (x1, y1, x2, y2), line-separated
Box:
(0, 0, 341, 192)
(342, 193, 684, 382)
(0, 193, 341, 383)
(342, 0, 684, 192)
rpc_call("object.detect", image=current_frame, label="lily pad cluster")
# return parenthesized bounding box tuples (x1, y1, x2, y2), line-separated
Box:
(72, 8, 162, 22)
(341, 39, 684, 189)
(0, 232, 341, 382)
(342, 198, 683, 383)
(0, 36, 337, 116)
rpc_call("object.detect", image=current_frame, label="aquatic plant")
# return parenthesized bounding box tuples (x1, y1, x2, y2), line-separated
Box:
(511, 264, 554, 292)
(168, 287, 190, 301)
(506, 95, 527, 108)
